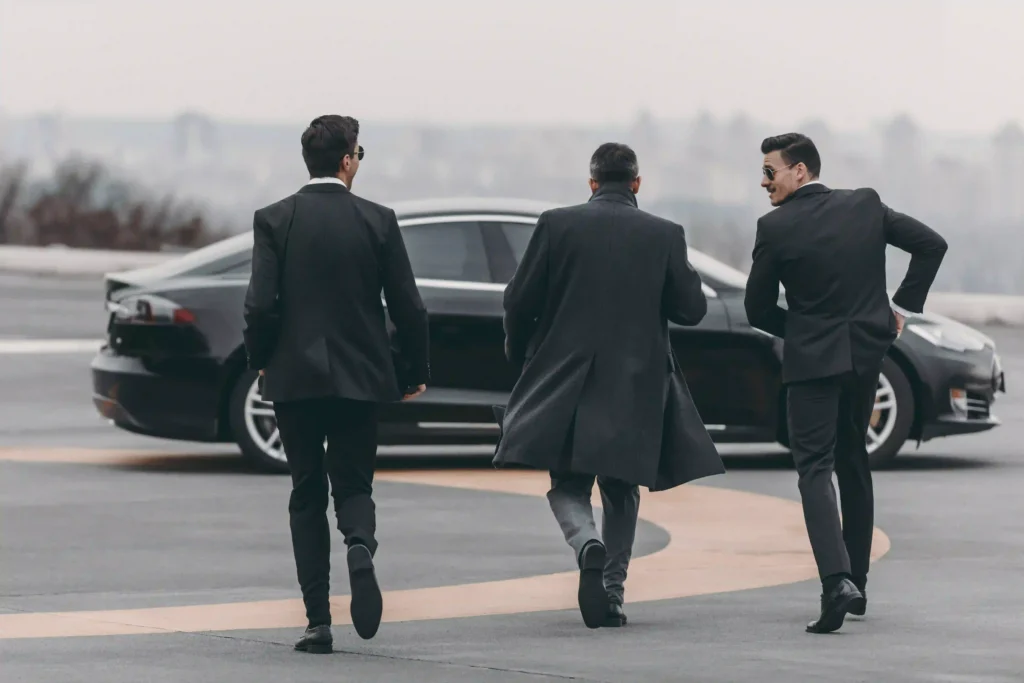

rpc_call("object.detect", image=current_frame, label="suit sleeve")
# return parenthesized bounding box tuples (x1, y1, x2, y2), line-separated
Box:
(242, 209, 280, 369)
(503, 213, 550, 366)
(880, 195, 947, 314)
(662, 223, 707, 326)
(380, 209, 430, 385)
(743, 219, 787, 338)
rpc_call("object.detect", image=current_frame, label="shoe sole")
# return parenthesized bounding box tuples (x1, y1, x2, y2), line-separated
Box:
(806, 594, 866, 634)
(295, 642, 333, 654)
(348, 545, 383, 640)
(578, 543, 608, 629)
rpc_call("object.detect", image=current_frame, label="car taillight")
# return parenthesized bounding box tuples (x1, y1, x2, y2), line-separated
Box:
(173, 308, 196, 325)
(110, 295, 196, 326)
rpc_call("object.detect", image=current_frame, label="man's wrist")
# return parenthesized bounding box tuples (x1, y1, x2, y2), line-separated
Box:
(890, 301, 913, 317)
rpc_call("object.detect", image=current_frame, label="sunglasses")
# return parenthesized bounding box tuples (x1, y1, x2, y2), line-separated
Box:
(351, 145, 365, 161)
(762, 163, 794, 181)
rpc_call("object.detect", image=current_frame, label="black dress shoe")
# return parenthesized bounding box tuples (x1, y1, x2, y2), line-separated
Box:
(806, 578, 866, 634)
(347, 544, 383, 640)
(603, 603, 627, 627)
(849, 589, 867, 616)
(577, 541, 608, 629)
(293, 625, 333, 654)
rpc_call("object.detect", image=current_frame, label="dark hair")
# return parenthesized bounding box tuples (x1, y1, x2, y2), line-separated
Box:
(589, 142, 639, 183)
(301, 115, 359, 178)
(760, 133, 821, 178)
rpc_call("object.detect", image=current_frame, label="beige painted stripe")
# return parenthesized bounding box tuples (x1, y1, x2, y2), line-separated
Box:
(0, 450, 890, 639)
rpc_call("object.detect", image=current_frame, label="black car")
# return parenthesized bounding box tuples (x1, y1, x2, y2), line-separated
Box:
(91, 197, 1005, 472)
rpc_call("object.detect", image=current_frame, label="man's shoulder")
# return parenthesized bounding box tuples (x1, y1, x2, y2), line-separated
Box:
(636, 207, 682, 231)
(538, 203, 586, 221)
(544, 202, 679, 230)
(759, 186, 879, 222)
(254, 194, 298, 225)
(832, 186, 880, 203)
(348, 192, 395, 220)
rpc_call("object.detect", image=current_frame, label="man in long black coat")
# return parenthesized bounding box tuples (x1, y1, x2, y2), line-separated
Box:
(493, 143, 725, 629)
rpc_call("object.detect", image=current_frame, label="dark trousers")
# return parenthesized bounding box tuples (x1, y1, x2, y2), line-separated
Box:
(787, 368, 878, 583)
(274, 397, 379, 627)
(547, 472, 640, 605)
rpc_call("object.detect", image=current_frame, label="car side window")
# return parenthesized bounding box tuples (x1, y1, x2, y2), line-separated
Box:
(399, 221, 490, 282)
(215, 259, 252, 278)
(501, 222, 535, 263)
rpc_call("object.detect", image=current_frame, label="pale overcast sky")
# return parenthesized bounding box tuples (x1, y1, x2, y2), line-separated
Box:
(1, 0, 1021, 132)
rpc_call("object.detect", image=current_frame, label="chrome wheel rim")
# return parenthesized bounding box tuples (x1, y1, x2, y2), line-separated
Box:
(867, 371, 897, 454)
(243, 377, 285, 463)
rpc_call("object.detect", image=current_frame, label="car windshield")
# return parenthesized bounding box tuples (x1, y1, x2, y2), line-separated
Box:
(685, 249, 748, 289)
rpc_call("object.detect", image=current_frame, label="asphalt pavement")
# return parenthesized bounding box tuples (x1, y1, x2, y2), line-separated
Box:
(1, 273, 1023, 682)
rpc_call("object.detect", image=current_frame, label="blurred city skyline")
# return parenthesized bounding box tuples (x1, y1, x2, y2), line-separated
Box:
(2, 108, 1023, 295)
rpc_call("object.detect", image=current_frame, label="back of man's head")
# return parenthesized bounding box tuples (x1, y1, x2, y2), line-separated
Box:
(301, 115, 360, 180)
(589, 142, 641, 194)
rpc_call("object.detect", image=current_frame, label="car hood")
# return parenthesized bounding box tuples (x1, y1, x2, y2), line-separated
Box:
(907, 309, 996, 348)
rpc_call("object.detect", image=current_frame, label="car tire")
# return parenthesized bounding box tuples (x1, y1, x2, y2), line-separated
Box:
(228, 370, 290, 474)
(775, 355, 914, 470)
(867, 356, 915, 469)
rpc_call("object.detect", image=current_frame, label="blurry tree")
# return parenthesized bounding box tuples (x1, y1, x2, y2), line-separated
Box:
(0, 156, 225, 250)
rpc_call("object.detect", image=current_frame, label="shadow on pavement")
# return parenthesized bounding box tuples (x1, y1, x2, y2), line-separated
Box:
(97, 449, 1000, 476)
(720, 451, 1000, 472)
(880, 453, 999, 471)
(103, 452, 499, 475)
(103, 453, 258, 474)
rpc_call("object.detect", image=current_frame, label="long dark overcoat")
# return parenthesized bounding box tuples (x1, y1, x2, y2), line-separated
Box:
(492, 183, 725, 491)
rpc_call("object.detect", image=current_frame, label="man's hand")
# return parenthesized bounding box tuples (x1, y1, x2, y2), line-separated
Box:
(259, 369, 265, 376)
(893, 310, 905, 337)
(403, 384, 426, 401)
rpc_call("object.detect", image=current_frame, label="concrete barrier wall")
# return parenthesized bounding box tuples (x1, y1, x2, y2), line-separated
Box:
(2, 244, 1022, 327)
(0, 245, 170, 276)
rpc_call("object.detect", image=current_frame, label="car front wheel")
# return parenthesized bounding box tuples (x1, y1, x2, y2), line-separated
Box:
(228, 370, 290, 473)
(866, 356, 915, 468)
(776, 355, 915, 469)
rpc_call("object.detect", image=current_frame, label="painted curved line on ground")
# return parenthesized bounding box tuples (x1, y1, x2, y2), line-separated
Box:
(0, 449, 890, 639)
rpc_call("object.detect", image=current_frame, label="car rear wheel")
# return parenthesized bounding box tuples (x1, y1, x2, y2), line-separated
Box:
(228, 370, 290, 473)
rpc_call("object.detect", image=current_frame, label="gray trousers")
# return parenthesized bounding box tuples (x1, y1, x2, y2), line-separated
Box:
(547, 471, 640, 605)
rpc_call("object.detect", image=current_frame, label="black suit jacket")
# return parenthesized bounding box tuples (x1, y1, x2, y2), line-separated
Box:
(493, 183, 725, 491)
(744, 183, 947, 384)
(242, 183, 429, 403)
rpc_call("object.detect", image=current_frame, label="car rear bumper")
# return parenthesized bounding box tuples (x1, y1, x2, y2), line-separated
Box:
(90, 347, 222, 442)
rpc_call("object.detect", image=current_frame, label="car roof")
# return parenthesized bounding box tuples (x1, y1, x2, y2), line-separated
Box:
(108, 196, 750, 291)
(390, 196, 559, 219)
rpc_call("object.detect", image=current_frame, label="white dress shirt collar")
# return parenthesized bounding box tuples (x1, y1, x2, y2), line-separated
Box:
(306, 177, 347, 188)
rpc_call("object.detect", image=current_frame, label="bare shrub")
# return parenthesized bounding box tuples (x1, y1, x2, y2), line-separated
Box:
(0, 156, 227, 250)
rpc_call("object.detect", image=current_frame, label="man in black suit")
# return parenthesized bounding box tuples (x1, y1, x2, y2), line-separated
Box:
(744, 133, 947, 634)
(243, 115, 429, 652)
(494, 143, 725, 629)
